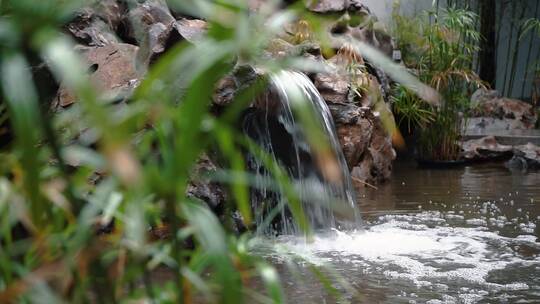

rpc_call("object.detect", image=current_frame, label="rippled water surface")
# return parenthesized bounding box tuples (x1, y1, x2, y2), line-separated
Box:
(261, 160, 540, 303)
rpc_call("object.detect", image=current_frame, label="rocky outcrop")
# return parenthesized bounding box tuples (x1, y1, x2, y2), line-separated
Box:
(476, 98, 537, 127)
(308, 0, 349, 13)
(56, 0, 397, 196)
(460, 136, 513, 161)
(469, 88, 538, 130)
(67, 0, 125, 46)
(286, 2, 396, 185)
(175, 18, 207, 43)
(313, 69, 350, 104)
(466, 117, 533, 132)
(460, 136, 540, 171)
(56, 2, 209, 108)
(125, 0, 178, 63)
(470, 88, 500, 107)
(52, 43, 140, 111)
(306, 0, 394, 56)
(329, 103, 395, 186)
(213, 75, 238, 107)
(187, 155, 228, 213)
(506, 143, 540, 171)
(307, 0, 370, 14)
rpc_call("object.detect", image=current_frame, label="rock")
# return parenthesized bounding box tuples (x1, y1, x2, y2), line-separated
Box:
(264, 39, 323, 62)
(67, 7, 121, 46)
(313, 71, 350, 104)
(328, 103, 361, 124)
(52, 43, 140, 110)
(306, 0, 371, 13)
(483, 98, 536, 123)
(471, 88, 500, 107)
(369, 64, 392, 103)
(187, 154, 227, 212)
(175, 18, 207, 43)
(465, 117, 532, 132)
(211, 65, 264, 108)
(349, 23, 393, 57)
(66, 0, 126, 46)
(329, 104, 395, 185)
(460, 136, 513, 161)
(308, 0, 348, 13)
(506, 143, 540, 171)
(213, 75, 237, 107)
(265, 38, 297, 59)
(338, 116, 373, 166)
(355, 2, 376, 13)
(357, 73, 382, 107)
(320, 3, 393, 57)
(360, 113, 396, 182)
(471, 97, 537, 129)
(126, 0, 178, 63)
(329, 104, 373, 166)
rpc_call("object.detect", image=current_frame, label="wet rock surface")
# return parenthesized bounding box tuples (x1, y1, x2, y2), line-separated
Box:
(460, 136, 540, 171)
(54, 0, 399, 213)
(329, 103, 395, 186)
(460, 136, 514, 161)
(507, 143, 540, 171)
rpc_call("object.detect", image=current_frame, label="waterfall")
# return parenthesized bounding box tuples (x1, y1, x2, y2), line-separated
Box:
(242, 70, 362, 235)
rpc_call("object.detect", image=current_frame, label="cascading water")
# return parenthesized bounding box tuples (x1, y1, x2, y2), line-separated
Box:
(242, 70, 362, 235)
(241, 71, 540, 303)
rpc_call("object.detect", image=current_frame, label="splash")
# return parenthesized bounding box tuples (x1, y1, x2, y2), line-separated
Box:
(242, 70, 361, 235)
(270, 212, 540, 302)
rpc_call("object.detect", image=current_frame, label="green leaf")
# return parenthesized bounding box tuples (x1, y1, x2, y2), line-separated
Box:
(256, 263, 284, 304)
(1, 52, 48, 226)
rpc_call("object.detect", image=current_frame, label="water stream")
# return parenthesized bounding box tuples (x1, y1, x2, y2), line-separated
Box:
(242, 70, 361, 234)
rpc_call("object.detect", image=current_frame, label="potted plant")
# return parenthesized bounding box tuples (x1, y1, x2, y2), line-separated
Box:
(392, 5, 485, 165)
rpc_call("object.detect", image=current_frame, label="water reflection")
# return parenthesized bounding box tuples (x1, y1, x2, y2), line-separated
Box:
(357, 160, 540, 238)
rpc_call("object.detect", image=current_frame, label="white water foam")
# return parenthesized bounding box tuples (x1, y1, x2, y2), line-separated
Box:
(269, 211, 540, 298)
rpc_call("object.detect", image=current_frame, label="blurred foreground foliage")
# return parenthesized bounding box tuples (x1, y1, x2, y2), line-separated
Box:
(0, 0, 344, 302)
(0, 0, 435, 302)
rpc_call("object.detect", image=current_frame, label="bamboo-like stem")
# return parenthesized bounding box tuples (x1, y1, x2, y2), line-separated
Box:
(520, 1, 540, 98)
(502, 1, 518, 96)
(494, 1, 506, 87)
(472, 0, 481, 73)
(508, 2, 527, 97)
